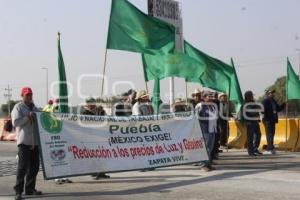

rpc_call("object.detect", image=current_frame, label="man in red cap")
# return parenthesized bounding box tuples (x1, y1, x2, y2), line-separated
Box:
(11, 87, 42, 200)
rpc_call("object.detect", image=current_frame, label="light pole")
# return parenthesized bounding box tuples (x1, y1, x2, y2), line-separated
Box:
(296, 49, 300, 78)
(41, 67, 49, 104)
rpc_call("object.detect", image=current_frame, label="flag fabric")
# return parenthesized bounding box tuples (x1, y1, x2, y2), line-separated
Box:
(142, 39, 243, 114)
(57, 34, 69, 113)
(107, 0, 175, 54)
(142, 51, 205, 82)
(152, 78, 161, 114)
(229, 58, 243, 114)
(287, 58, 300, 100)
(184, 42, 243, 114)
(184, 41, 231, 93)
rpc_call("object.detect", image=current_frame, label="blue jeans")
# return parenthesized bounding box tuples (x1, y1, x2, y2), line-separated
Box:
(263, 121, 276, 151)
(246, 122, 261, 154)
(203, 133, 216, 162)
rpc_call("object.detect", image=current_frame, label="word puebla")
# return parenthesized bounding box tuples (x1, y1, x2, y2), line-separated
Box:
(109, 124, 162, 134)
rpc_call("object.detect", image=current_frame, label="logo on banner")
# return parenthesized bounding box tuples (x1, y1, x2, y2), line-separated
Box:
(40, 112, 63, 134)
(50, 149, 66, 161)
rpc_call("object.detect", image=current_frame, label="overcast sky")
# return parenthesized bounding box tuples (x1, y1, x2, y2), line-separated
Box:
(0, 0, 300, 108)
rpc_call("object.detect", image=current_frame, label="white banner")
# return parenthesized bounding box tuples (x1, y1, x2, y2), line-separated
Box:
(36, 112, 208, 180)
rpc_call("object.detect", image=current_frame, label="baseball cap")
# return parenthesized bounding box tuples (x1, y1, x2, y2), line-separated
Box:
(21, 87, 33, 96)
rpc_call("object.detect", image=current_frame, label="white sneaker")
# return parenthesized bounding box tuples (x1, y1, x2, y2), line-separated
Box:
(264, 151, 273, 155)
(55, 179, 63, 184)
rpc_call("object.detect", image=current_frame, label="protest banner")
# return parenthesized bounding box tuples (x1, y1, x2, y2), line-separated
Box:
(35, 112, 208, 180)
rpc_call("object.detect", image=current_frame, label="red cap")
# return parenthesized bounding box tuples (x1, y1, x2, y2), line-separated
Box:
(48, 100, 53, 104)
(21, 87, 33, 95)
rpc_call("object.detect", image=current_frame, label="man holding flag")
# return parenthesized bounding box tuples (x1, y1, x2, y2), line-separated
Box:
(262, 89, 285, 155)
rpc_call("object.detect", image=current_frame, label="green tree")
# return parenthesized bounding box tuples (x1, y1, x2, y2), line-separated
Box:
(1, 100, 18, 116)
(260, 76, 300, 116)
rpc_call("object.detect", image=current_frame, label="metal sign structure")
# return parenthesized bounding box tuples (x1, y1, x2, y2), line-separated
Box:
(148, 0, 183, 51)
(148, 0, 183, 110)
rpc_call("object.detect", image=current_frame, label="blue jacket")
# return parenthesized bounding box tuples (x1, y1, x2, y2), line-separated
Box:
(262, 97, 285, 124)
(197, 103, 218, 134)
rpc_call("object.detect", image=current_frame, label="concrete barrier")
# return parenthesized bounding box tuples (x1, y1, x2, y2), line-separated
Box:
(291, 119, 300, 152)
(228, 121, 247, 149)
(229, 119, 300, 152)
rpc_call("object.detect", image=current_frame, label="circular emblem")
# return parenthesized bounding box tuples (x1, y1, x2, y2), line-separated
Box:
(40, 112, 62, 134)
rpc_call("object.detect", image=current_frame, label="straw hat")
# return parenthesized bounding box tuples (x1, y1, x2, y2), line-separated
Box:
(175, 98, 184, 104)
(192, 88, 201, 97)
(218, 93, 227, 99)
(135, 90, 149, 100)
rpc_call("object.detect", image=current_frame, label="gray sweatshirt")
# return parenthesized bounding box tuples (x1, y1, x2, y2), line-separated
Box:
(11, 102, 39, 146)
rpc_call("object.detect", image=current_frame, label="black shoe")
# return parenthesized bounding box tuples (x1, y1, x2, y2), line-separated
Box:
(94, 173, 110, 180)
(15, 194, 22, 200)
(25, 189, 42, 196)
(254, 150, 263, 155)
(202, 165, 216, 172)
(213, 155, 219, 160)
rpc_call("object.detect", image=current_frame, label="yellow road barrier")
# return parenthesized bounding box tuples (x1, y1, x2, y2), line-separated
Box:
(228, 119, 300, 152)
(228, 121, 247, 149)
(291, 119, 300, 152)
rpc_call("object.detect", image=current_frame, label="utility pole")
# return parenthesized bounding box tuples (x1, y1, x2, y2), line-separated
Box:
(4, 85, 12, 116)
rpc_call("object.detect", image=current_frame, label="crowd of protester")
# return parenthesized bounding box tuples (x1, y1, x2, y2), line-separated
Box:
(10, 86, 286, 200)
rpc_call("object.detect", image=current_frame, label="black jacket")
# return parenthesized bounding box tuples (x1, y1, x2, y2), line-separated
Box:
(262, 97, 285, 124)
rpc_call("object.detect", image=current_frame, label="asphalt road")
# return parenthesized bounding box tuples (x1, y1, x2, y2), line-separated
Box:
(0, 141, 300, 200)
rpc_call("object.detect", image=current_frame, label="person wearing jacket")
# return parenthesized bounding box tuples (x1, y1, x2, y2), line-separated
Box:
(11, 87, 42, 200)
(244, 91, 263, 156)
(132, 90, 154, 116)
(262, 89, 285, 155)
(196, 91, 218, 171)
(81, 97, 110, 180)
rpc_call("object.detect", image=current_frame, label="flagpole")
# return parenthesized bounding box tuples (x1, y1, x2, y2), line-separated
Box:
(286, 60, 288, 152)
(100, 49, 108, 97)
(226, 100, 230, 153)
(145, 81, 149, 94)
(185, 80, 188, 105)
(285, 101, 288, 152)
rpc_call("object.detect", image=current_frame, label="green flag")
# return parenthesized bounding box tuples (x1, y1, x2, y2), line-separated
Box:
(184, 42, 243, 114)
(57, 33, 69, 113)
(229, 58, 243, 114)
(184, 41, 231, 93)
(287, 58, 300, 100)
(142, 51, 205, 82)
(152, 78, 161, 114)
(107, 0, 175, 54)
